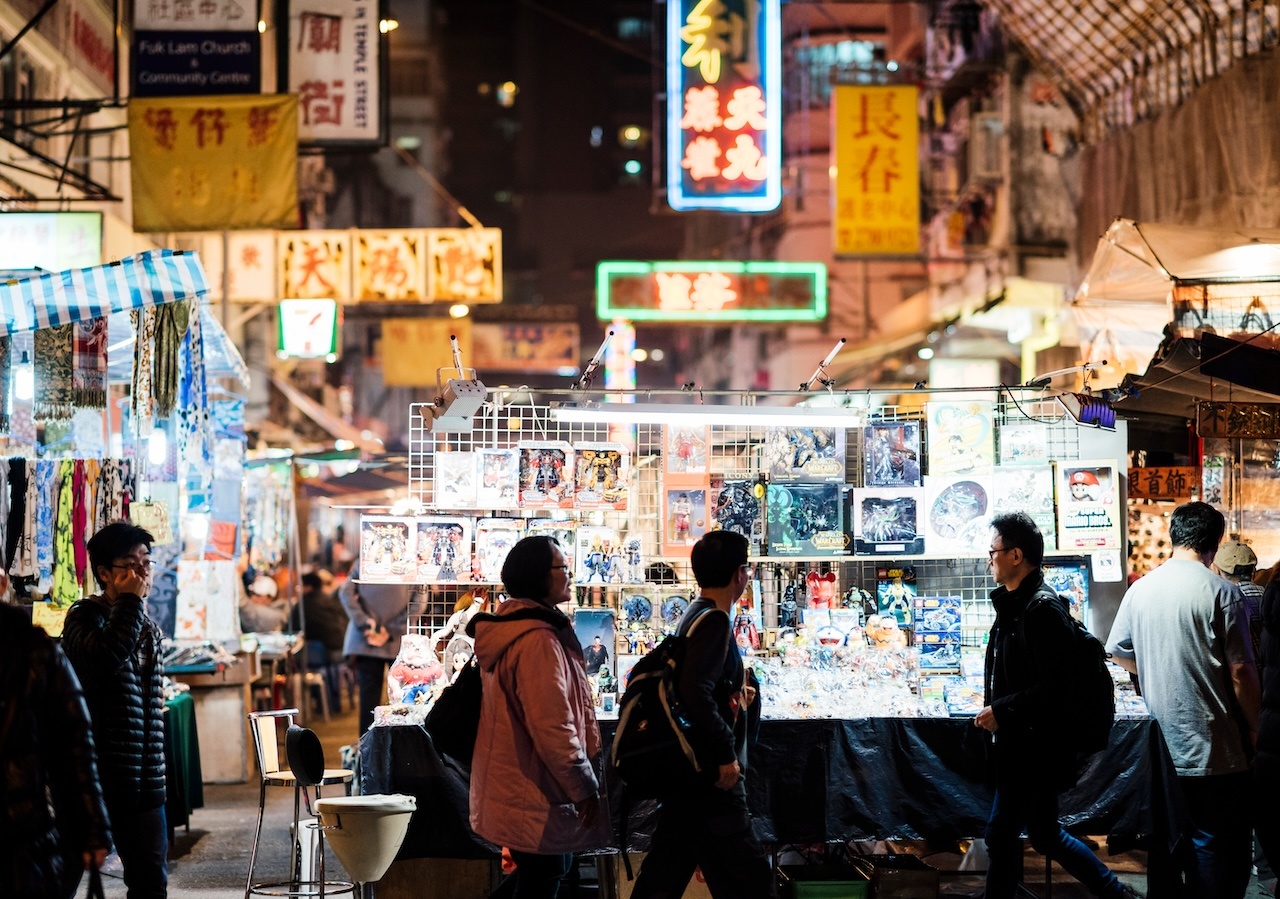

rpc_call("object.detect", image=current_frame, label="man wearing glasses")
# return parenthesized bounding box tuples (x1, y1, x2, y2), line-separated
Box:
(975, 512, 1135, 899)
(62, 522, 168, 899)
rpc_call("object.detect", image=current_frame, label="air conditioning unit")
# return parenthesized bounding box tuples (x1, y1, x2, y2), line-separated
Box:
(969, 112, 1005, 182)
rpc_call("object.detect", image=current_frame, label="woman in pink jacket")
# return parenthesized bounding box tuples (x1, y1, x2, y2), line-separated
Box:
(468, 536, 611, 898)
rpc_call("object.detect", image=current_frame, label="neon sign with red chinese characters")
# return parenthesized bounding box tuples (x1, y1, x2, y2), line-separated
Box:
(597, 261, 826, 323)
(667, 0, 781, 212)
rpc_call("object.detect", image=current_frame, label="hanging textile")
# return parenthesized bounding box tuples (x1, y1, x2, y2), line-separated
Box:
(11, 462, 37, 585)
(4, 459, 24, 572)
(72, 317, 108, 409)
(0, 335, 10, 434)
(0, 461, 8, 570)
(51, 461, 78, 606)
(95, 459, 123, 534)
(72, 461, 88, 586)
(32, 460, 57, 588)
(131, 307, 157, 435)
(152, 300, 190, 417)
(178, 299, 211, 489)
(33, 324, 74, 422)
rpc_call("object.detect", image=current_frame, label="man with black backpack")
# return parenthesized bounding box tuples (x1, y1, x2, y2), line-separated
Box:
(630, 530, 774, 899)
(975, 512, 1136, 899)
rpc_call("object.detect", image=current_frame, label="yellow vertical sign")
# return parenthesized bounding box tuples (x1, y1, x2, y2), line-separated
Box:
(832, 85, 920, 256)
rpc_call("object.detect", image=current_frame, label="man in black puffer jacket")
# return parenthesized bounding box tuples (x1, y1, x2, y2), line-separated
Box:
(62, 522, 168, 899)
(1, 589, 112, 898)
(1255, 577, 1280, 878)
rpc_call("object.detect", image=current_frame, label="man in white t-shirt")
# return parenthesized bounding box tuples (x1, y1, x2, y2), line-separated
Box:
(1106, 502, 1261, 899)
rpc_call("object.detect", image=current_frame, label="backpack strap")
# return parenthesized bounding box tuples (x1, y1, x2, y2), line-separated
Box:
(676, 602, 722, 639)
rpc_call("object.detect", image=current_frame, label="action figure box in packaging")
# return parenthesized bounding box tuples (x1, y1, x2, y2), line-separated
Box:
(517, 441, 574, 508)
(926, 401, 996, 476)
(476, 448, 519, 509)
(863, 420, 923, 488)
(573, 442, 628, 509)
(766, 483, 843, 556)
(849, 487, 924, 555)
(711, 479, 762, 550)
(473, 518, 525, 583)
(359, 515, 418, 584)
(922, 475, 992, 556)
(434, 451, 478, 508)
(762, 426, 846, 483)
(414, 516, 472, 584)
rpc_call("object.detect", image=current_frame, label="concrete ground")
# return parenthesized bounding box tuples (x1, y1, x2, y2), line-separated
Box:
(91, 691, 1275, 898)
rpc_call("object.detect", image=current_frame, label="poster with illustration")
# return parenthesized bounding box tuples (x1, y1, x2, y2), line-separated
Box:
(1055, 460, 1122, 550)
(875, 564, 917, 630)
(762, 427, 846, 483)
(766, 483, 844, 556)
(997, 421, 1049, 465)
(576, 526, 625, 584)
(863, 420, 923, 487)
(992, 466, 1057, 552)
(663, 488, 709, 557)
(926, 401, 995, 475)
(434, 452, 477, 509)
(573, 442, 628, 509)
(573, 608, 617, 682)
(525, 520, 577, 574)
(923, 475, 993, 556)
(712, 479, 762, 547)
(1042, 560, 1089, 622)
(415, 517, 472, 584)
(849, 487, 924, 555)
(359, 515, 417, 583)
(518, 441, 574, 508)
(664, 425, 709, 479)
(476, 448, 519, 509)
(473, 518, 525, 583)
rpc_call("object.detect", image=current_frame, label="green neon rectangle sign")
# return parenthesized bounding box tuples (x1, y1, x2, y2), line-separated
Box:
(596, 261, 827, 322)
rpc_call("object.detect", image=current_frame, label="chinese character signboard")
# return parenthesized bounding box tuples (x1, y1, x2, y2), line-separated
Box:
(667, 0, 781, 212)
(279, 231, 351, 300)
(426, 228, 502, 303)
(227, 232, 276, 300)
(355, 230, 426, 301)
(597, 261, 827, 323)
(129, 95, 299, 232)
(0, 212, 102, 272)
(277, 299, 340, 358)
(472, 323, 579, 375)
(382, 318, 473, 386)
(1198, 401, 1280, 439)
(1128, 466, 1198, 502)
(133, 0, 259, 97)
(832, 84, 921, 256)
(73, 0, 116, 94)
(285, 0, 383, 145)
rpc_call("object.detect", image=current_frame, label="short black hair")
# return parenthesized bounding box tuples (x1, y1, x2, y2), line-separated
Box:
(1170, 502, 1225, 554)
(301, 572, 325, 592)
(88, 521, 155, 589)
(502, 535, 559, 604)
(990, 511, 1044, 568)
(690, 531, 749, 589)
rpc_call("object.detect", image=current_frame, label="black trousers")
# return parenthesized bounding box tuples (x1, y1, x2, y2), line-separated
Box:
(353, 655, 390, 735)
(111, 804, 168, 899)
(631, 781, 774, 899)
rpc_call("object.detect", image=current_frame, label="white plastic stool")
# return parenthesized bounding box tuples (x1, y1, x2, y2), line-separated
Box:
(314, 794, 417, 896)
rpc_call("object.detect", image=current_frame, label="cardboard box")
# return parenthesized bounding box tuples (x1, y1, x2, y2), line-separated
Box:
(778, 864, 870, 899)
(849, 854, 939, 899)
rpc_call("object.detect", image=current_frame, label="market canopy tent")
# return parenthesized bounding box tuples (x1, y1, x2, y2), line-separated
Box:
(0, 249, 208, 334)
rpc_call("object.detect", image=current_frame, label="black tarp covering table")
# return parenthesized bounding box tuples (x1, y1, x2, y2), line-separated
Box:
(361, 716, 1187, 893)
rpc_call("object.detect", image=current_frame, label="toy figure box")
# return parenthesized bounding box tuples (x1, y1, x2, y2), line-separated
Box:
(573, 442, 628, 509)
(518, 441, 574, 508)
(359, 515, 417, 584)
(476, 448, 519, 509)
(712, 478, 762, 549)
(863, 420, 922, 488)
(434, 451, 477, 508)
(763, 426, 846, 484)
(849, 487, 924, 555)
(767, 483, 844, 556)
(414, 516, 472, 584)
(473, 518, 524, 583)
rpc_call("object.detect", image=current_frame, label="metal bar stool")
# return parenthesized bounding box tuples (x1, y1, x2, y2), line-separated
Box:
(245, 709, 355, 899)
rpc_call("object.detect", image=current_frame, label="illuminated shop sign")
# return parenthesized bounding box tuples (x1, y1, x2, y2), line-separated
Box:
(666, 0, 781, 212)
(596, 261, 826, 323)
(277, 299, 340, 359)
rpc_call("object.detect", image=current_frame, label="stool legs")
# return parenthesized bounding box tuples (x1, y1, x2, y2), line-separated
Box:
(244, 779, 269, 899)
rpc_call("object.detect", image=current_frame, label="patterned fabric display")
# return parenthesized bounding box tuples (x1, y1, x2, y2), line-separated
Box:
(33, 460, 57, 587)
(33, 324, 74, 422)
(152, 300, 190, 417)
(0, 335, 10, 434)
(51, 461, 78, 606)
(177, 300, 211, 491)
(72, 317, 108, 408)
(131, 307, 156, 435)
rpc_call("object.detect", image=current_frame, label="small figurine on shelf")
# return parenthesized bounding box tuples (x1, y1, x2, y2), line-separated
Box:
(596, 666, 616, 697)
(733, 605, 760, 652)
(429, 590, 488, 657)
(805, 570, 838, 608)
(624, 538, 643, 583)
(671, 493, 692, 543)
(387, 634, 446, 705)
(606, 542, 626, 584)
(581, 536, 609, 584)
(779, 584, 798, 630)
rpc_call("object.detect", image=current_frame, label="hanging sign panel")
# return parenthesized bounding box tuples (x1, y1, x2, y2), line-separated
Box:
(472, 323, 580, 375)
(666, 0, 781, 212)
(381, 318, 473, 386)
(129, 95, 299, 232)
(832, 84, 921, 257)
(0, 212, 102, 272)
(278, 231, 352, 300)
(426, 228, 502, 303)
(597, 261, 827, 322)
(355, 230, 427, 301)
(284, 0, 383, 145)
(132, 0, 259, 97)
(1198, 401, 1280, 439)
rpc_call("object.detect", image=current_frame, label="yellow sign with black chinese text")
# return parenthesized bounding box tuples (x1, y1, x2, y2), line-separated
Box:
(129, 94, 299, 232)
(832, 84, 920, 257)
(1128, 466, 1199, 502)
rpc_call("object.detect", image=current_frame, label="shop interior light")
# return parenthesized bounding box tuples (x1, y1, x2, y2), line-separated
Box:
(148, 429, 168, 466)
(550, 402, 866, 429)
(13, 355, 32, 401)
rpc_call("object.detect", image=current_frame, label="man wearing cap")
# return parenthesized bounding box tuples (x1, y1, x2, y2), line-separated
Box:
(1106, 502, 1261, 898)
(1214, 540, 1264, 664)
(239, 574, 291, 634)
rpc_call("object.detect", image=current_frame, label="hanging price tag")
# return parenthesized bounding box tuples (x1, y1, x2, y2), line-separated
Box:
(132, 501, 173, 545)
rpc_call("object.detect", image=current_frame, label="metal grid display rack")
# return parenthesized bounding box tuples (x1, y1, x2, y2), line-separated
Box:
(401, 387, 1094, 651)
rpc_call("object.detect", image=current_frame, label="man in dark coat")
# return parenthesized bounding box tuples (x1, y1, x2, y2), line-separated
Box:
(1253, 576, 1280, 880)
(0, 579, 112, 899)
(62, 522, 168, 899)
(975, 512, 1133, 899)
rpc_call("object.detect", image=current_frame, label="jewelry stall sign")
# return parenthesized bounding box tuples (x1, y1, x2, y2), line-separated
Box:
(278, 231, 352, 301)
(129, 95, 298, 232)
(355, 230, 427, 301)
(284, 0, 384, 145)
(832, 84, 921, 256)
(1197, 401, 1280, 439)
(666, 0, 781, 212)
(596, 261, 827, 323)
(1127, 466, 1199, 502)
(426, 228, 502, 303)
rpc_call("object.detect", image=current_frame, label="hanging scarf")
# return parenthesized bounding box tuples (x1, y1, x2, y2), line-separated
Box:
(4, 459, 23, 572)
(178, 300, 211, 489)
(72, 460, 88, 586)
(33, 324, 74, 422)
(72, 317, 108, 409)
(131, 308, 157, 435)
(95, 459, 123, 535)
(51, 461, 79, 607)
(32, 460, 57, 587)
(152, 300, 190, 418)
(0, 335, 10, 434)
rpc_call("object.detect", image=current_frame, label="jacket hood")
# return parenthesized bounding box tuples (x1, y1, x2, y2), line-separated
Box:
(468, 598, 579, 673)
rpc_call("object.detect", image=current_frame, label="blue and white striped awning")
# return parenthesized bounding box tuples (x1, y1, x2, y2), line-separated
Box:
(0, 248, 208, 334)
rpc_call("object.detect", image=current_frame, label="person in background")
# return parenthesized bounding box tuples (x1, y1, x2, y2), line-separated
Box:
(1214, 540, 1265, 662)
(469, 536, 610, 899)
(292, 570, 350, 712)
(1, 573, 112, 899)
(239, 573, 290, 634)
(61, 522, 168, 899)
(1107, 502, 1260, 899)
(1254, 571, 1280, 891)
(339, 562, 412, 734)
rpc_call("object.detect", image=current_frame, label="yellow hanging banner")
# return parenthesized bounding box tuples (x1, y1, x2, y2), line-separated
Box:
(832, 84, 920, 257)
(381, 318, 473, 387)
(129, 94, 300, 233)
